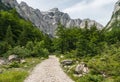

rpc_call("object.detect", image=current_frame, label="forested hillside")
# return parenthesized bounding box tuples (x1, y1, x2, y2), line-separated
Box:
(53, 22, 120, 81)
(0, 4, 51, 58)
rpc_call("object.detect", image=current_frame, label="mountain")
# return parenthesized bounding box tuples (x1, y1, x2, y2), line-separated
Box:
(1, 0, 103, 37)
(106, 0, 120, 29)
(0, 0, 10, 10)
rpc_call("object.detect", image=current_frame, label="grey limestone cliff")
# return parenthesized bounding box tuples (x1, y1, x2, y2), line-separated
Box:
(1, 0, 103, 37)
(106, 0, 120, 28)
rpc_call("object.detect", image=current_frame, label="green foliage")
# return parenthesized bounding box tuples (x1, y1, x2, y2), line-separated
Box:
(76, 74, 103, 82)
(0, 9, 51, 57)
(5, 46, 31, 58)
(0, 9, 44, 45)
(5, 25, 14, 46)
(66, 44, 120, 82)
(8, 62, 20, 68)
(54, 23, 80, 54)
(26, 41, 34, 51)
(32, 41, 49, 57)
(0, 42, 11, 55)
(54, 23, 106, 57)
(0, 70, 28, 82)
(88, 44, 120, 77)
(55, 21, 120, 82)
(114, 77, 120, 82)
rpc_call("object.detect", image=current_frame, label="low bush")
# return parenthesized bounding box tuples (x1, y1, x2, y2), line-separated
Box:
(8, 62, 20, 68)
(4, 46, 31, 58)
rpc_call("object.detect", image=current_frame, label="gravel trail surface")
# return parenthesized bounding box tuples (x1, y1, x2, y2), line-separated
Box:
(24, 55, 74, 82)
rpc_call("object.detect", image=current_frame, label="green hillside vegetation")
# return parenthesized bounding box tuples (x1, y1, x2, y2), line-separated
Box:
(0, 6, 51, 81)
(0, 9, 52, 58)
(53, 22, 120, 82)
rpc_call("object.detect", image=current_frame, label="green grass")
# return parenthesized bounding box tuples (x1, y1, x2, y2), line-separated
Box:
(62, 54, 120, 82)
(0, 57, 43, 82)
(60, 45, 120, 82)
(20, 57, 42, 70)
(0, 70, 28, 82)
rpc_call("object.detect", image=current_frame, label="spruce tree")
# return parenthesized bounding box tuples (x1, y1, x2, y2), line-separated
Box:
(18, 27, 27, 46)
(5, 25, 14, 46)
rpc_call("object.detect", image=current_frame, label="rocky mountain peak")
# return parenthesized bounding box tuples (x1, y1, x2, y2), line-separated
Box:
(113, 0, 120, 14)
(106, 0, 120, 28)
(1, 0, 103, 37)
(1, 0, 18, 8)
(20, 1, 28, 7)
(49, 8, 59, 12)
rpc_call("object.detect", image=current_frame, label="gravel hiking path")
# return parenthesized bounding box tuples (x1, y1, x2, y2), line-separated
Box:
(24, 55, 74, 82)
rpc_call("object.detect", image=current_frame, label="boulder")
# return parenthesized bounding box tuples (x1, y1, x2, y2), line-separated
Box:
(8, 55, 19, 62)
(61, 59, 73, 66)
(0, 58, 6, 65)
(75, 62, 89, 74)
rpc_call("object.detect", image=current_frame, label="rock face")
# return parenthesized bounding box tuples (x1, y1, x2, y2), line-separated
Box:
(2, 0, 103, 37)
(106, 0, 120, 28)
(1, 0, 18, 8)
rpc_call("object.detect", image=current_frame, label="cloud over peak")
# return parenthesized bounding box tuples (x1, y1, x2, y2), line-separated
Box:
(63, 0, 117, 26)
(17, 0, 117, 26)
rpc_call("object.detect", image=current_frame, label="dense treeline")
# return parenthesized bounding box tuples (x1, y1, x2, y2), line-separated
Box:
(0, 9, 51, 58)
(53, 22, 120, 57)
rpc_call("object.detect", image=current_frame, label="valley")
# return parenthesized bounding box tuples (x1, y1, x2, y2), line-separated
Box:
(0, 0, 120, 82)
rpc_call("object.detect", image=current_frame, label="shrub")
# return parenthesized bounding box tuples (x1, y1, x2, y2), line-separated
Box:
(4, 46, 31, 58)
(31, 41, 49, 57)
(8, 62, 20, 68)
(0, 42, 11, 56)
(32, 48, 49, 58)
(26, 41, 34, 51)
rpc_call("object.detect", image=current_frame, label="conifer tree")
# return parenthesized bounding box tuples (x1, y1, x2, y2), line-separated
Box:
(5, 25, 14, 46)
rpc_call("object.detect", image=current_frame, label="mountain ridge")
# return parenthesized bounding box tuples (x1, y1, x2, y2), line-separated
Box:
(1, 0, 103, 37)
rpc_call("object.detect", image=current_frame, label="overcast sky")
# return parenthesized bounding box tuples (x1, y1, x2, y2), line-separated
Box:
(17, 0, 118, 26)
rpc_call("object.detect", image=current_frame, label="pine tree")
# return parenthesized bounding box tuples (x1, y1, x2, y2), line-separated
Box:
(18, 27, 27, 46)
(5, 25, 14, 46)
